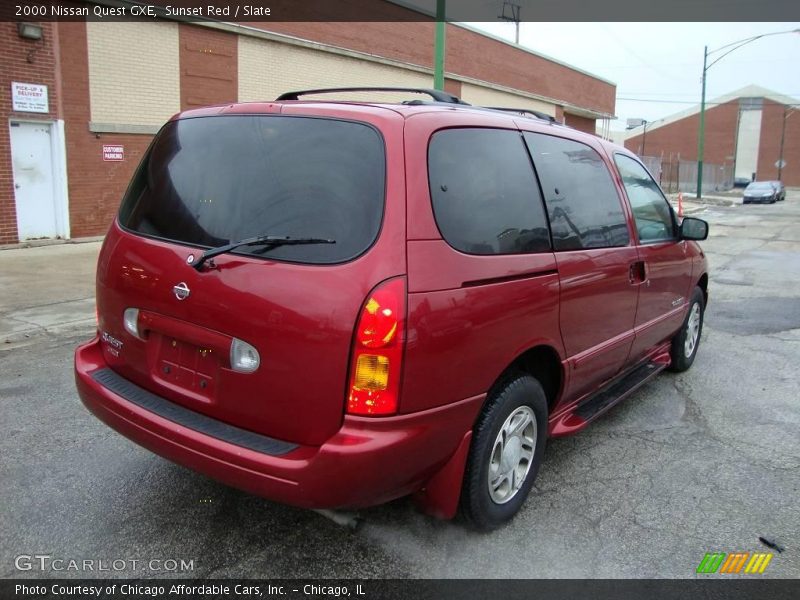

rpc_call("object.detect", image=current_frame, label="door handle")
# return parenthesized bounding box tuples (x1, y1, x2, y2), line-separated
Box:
(628, 263, 638, 284)
(629, 261, 649, 286)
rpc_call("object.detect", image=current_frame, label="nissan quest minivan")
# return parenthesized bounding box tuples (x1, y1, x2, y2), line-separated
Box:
(75, 87, 709, 530)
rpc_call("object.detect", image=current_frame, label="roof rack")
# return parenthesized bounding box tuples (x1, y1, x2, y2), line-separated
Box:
(485, 106, 558, 123)
(276, 87, 468, 105)
(274, 89, 567, 125)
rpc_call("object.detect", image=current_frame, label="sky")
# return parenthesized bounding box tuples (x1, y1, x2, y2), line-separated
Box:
(465, 22, 800, 130)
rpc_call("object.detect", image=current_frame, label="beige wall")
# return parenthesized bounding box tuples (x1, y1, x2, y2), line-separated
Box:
(239, 36, 557, 114)
(85, 23, 560, 125)
(239, 36, 433, 104)
(459, 83, 555, 116)
(86, 21, 180, 127)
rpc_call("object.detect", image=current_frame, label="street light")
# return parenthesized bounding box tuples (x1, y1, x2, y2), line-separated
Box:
(626, 118, 649, 155)
(695, 28, 800, 198)
(433, 0, 446, 90)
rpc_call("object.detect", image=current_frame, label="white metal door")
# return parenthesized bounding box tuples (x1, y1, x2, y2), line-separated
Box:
(10, 121, 58, 240)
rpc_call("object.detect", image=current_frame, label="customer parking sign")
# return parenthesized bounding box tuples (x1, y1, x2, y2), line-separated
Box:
(102, 145, 124, 161)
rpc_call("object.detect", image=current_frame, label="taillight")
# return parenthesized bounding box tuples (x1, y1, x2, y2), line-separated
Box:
(347, 277, 406, 416)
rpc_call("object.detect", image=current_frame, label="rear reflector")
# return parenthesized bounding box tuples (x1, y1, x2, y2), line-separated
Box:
(347, 277, 406, 416)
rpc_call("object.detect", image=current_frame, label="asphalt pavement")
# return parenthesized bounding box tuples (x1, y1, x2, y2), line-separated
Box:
(1, 191, 799, 578)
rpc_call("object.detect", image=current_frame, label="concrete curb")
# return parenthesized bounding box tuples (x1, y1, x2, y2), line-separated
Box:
(2, 319, 96, 346)
(666, 193, 739, 208)
(667, 200, 706, 216)
(0, 236, 104, 252)
(693, 197, 740, 207)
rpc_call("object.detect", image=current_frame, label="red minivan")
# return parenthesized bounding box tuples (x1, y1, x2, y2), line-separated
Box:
(75, 88, 709, 530)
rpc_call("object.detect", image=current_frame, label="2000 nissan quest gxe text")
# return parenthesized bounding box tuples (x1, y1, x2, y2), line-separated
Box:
(75, 87, 710, 530)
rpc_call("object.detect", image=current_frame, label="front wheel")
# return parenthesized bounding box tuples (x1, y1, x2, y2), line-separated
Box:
(668, 286, 705, 372)
(461, 374, 548, 531)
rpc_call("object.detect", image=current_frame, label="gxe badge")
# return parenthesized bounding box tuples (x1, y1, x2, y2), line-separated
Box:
(173, 282, 191, 300)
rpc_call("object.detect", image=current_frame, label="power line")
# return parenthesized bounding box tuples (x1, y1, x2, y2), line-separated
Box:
(620, 91, 800, 97)
(618, 98, 721, 104)
(618, 97, 800, 104)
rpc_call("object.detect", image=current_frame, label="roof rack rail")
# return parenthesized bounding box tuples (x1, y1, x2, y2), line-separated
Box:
(485, 106, 558, 123)
(276, 87, 468, 105)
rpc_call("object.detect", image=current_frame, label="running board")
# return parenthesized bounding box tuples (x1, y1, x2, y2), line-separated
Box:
(575, 360, 666, 421)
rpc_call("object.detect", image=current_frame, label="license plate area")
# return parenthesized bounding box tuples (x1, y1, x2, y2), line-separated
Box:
(153, 333, 218, 401)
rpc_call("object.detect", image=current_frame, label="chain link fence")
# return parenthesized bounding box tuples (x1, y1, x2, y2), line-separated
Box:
(641, 155, 734, 195)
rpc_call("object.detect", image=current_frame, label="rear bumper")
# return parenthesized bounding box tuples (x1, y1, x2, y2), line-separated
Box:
(75, 336, 483, 510)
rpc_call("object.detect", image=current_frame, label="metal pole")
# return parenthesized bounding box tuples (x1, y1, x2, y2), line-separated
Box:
(732, 105, 742, 183)
(778, 105, 787, 181)
(696, 45, 707, 199)
(641, 121, 648, 156)
(668, 152, 673, 193)
(434, 0, 446, 90)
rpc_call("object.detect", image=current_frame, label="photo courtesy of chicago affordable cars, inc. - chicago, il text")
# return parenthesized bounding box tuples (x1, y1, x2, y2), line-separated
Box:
(1, 0, 799, 598)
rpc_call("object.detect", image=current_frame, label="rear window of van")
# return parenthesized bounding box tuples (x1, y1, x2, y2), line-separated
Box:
(119, 115, 385, 264)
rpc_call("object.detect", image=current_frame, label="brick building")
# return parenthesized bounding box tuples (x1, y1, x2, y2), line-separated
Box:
(2, 3, 616, 244)
(625, 85, 800, 188)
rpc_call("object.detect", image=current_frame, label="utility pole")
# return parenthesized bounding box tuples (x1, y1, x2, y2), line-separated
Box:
(433, 0, 446, 90)
(498, 1, 521, 44)
(641, 121, 649, 156)
(696, 46, 707, 199)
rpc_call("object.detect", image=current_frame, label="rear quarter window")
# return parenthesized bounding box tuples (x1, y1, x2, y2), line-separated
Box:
(119, 115, 385, 264)
(427, 128, 550, 255)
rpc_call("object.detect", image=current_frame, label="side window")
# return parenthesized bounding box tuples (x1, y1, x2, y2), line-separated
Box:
(523, 132, 630, 251)
(428, 128, 550, 255)
(614, 154, 676, 244)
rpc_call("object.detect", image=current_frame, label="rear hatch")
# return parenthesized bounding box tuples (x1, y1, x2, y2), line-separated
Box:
(96, 109, 405, 446)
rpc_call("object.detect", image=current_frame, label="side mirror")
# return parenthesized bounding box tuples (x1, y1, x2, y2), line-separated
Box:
(680, 217, 709, 241)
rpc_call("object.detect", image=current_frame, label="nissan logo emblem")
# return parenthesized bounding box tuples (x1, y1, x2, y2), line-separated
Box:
(173, 282, 190, 300)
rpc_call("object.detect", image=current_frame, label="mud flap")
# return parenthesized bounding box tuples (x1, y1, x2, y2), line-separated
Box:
(412, 431, 472, 520)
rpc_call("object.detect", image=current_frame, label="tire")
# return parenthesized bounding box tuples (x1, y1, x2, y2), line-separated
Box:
(668, 286, 705, 372)
(461, 373, 548, 531)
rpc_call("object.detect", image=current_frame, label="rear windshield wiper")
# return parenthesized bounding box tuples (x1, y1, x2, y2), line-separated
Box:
(191, 235, 335, 270)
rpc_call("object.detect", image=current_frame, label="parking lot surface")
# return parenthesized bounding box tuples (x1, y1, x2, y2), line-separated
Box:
(1, 191, 799, 578)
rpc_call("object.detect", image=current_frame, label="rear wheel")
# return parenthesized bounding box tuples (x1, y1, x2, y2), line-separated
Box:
(668, 286, 705, 372)
(461, 374, 547, 531)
